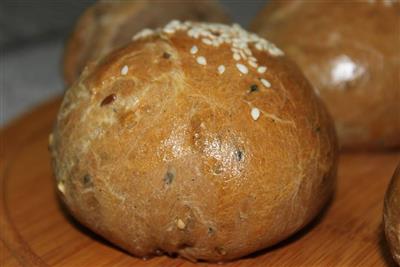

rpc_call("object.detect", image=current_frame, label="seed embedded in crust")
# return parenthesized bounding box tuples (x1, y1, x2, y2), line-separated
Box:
(233, 53, 241, 61)
(162, 52, 171, 59)
(101, 94, 117, 107)
(250, 84, 259, 92)
(190, 45, 198, 54)
(260, 78, 271, 88)
(249, 61, 258, 68)
(163, 28, 175, 34)
(257, 66, 267, 73)
(196, 56, 207, 65)
(132, 28, 154, 40)
(121, 65, 129, 75)
(251, 107, 260, 121)
(176, 219, 186, 230)
(235, 150, 244, 161)
(57, 181, 65, 194)
(218, 65, 226, 74)
(236, 63, 248, 74)
(202, 38, 213, 45)
(164, 171, 174, 185)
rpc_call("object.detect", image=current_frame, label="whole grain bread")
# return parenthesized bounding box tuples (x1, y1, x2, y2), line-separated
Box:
(51, 21, 338, 262)
(250, 0, 400, 149)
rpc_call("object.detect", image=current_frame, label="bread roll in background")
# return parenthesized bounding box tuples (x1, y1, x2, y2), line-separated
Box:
(384, 163, 400, 265)
(250, 0, 400, 150)
(51, 21, 338, 262)
(63, 0, 230, 86)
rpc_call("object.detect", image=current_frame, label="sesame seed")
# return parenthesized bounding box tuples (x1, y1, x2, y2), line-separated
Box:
(176, 219, 186, 230)
(197, 56, 207, 65)
(132, 28, 154, 40)
(249, 56, 257, 62)
(140, 21, 284, 76)
(257, 66, 267, 73)
(261, 78, 271, 88)
(249, 61, 258, 68)
(121, 65, 128, 75)
(57, 181, 65, 194)
(251, 108, 260, 121)
(218, 65, 226, 74)
(236, 63, 248, 74)
(163, 28, 175, 34)
(239, 50, 247, 59)
(160, 21, 284, 58)
(202, 38, 213, 45)
(190, 45, 198, 54)
(166, 20, 180, 28)
(233, 53, 241, 61)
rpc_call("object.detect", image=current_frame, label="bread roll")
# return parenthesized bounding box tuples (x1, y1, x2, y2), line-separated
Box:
(63, 0, 230, 86)
(250, 0, 400, 149)
(51, 21, 338, 262)
(384, 163, 400, 265)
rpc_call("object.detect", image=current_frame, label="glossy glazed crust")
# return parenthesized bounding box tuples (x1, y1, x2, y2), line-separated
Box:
(51, 25, 338, 262)
(250, 0, 400, 150)
(63, 0, 230, 86)
(384, 164, 400, 265)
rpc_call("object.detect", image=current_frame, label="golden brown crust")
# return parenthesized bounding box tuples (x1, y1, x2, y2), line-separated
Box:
(384, 163, 400, 265)
(51, 22, 338, 262)
(250, 0, 400, 150)
(63, 0, 230, 86)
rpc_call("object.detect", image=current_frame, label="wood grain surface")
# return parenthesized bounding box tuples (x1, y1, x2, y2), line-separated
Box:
(1, 97, 399, 267)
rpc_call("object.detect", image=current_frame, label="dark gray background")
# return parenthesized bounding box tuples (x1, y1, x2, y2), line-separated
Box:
(0, 0, 267, 126)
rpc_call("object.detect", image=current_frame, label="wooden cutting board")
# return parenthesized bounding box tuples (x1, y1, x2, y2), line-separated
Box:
(1, 97, 399, 267)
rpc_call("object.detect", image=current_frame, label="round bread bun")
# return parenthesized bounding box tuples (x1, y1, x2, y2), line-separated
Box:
(50, 21, 338, 262)
(63, 0, 230, 86)
(384, 163, 400, 265)
(250, 0, 400, 150)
